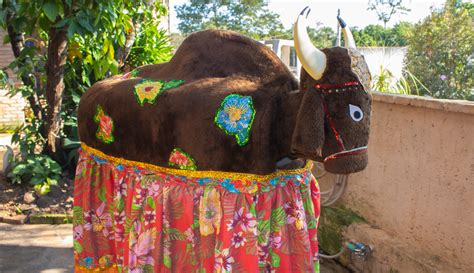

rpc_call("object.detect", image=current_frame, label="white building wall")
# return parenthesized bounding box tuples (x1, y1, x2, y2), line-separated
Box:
(358, 47, 407, 80)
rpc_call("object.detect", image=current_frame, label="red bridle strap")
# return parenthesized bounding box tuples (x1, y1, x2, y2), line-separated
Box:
(322, 101, 345, 152)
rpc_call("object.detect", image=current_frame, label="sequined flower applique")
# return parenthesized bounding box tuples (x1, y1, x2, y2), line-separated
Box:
(120, 69, 141, 80)
(94, 105, 114, 144)
(168, 148, 197, 170)
(133, 79, 185, 106)
(215, 94, 256, 146)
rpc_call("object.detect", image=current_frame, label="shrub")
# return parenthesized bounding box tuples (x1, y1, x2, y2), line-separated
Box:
(404, 0, 474, 100)
(8, 154, 61, 195)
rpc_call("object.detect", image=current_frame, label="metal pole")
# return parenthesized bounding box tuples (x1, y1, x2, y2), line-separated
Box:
(336, 9, 341, 46)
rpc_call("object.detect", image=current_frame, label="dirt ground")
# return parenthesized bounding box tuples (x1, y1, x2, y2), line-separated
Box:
(0, 174, 74, 221)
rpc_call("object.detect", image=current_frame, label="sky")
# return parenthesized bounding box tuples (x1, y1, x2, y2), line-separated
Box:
(168, 0, 447, 32)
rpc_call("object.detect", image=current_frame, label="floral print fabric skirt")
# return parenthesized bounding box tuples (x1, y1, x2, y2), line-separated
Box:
(74, 144, 321, 273)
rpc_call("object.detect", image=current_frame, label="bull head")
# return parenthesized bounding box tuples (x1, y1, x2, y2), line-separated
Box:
(291, 7, 372, 174)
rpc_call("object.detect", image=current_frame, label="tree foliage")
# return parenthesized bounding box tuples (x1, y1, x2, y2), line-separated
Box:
(0, 0, 172, 189)
(176, 0, 287, 40)
(351, 21, 413, 46)
(404, 0, 474, 100)
(308, 25, 336, 48)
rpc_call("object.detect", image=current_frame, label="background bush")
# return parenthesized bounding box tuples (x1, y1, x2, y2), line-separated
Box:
(404, 0, 474, 100)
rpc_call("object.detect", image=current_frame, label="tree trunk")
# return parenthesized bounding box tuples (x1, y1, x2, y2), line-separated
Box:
(5, 8, 45, 123)
(115, 25, 137, 69)
(45, 26, 68, 161)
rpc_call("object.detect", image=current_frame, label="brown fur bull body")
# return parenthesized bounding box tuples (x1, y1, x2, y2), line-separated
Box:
(78, 29, 371, 175)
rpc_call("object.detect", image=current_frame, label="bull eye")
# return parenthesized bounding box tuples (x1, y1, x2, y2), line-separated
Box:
(349, 104, 363, 122)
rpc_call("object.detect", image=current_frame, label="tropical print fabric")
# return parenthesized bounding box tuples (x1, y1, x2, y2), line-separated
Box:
(215, 94, 256, 146)
(74, 144, 321, 273)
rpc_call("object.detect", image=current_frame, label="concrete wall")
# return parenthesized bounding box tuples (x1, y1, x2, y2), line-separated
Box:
(0, 31, 25, 129)
(262, 39, 301, 78)
(0, 89, 25, 128)
(340, 93, 474, 272)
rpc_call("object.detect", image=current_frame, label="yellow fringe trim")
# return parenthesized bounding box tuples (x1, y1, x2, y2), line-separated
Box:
(81, 143, 312, 182)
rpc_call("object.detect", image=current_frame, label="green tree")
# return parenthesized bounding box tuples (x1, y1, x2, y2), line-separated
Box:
(404, 0, 474, 100)
(176, 0, 287, 40)
(0, 0, 172, 190)
(308, 25, 336, 48)
(351, 22, 413, 46)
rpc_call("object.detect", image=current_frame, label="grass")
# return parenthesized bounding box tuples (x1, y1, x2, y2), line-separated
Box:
(29, 213, 73, 224)
(372, 66, 431, 96)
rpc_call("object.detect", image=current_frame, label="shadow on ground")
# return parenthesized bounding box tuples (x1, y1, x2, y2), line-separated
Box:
(0, 244, 73, 273)
(0, 223, 73, 273)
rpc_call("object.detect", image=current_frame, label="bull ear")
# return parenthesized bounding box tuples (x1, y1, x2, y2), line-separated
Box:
(291, 90, 325, 156)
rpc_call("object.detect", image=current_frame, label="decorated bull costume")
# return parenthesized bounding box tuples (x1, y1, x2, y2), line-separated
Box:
(73, 8, 371, 273)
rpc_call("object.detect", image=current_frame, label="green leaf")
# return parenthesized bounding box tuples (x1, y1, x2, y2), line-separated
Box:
(270, 207, 286, 232)
(163, 255, 171, 268)
(165, 228, 186, 241)
(12, 164, 27, 175)
(31, 176, 46, 186)
(54, 17, 69, 27)
(78, 18, 94, 33)
(147, 197, 156, 209)
(102, 39, 110, 56)
(43, 1, 59, 22)
(132, 202, 141, 210)
(73, 240, 83, 253)
(258, 219, 270, 233)
(307, 218, 317, 229)
(67, 21, 80, 38)
(73, 206, 84, 224)
(98, 184, 106, 202)
(34, 183, 50, 195)
(47, 177, 58, 186)
(117, 198, 125, 212)
(118, 32, 126, 47)
(270, 250, 281, 268)
(4, 35, 12, 46)
(39, 14, 52, 31)
(250, 203, 256, 217)
(142, 264, 154, 273)
(257, 219, 270, 244)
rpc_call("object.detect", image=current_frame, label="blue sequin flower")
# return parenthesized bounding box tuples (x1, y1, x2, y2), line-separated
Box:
(82, 256, 94, 268)
(215, 94, 256, 146)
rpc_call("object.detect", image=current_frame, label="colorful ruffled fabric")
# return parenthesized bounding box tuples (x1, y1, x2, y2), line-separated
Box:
(133, 79, 185, 106)
(94, 105, 114, 144)
(74, 144, 321, 273)
(168, 148, 197, 170)
(215, 94, 256, 146)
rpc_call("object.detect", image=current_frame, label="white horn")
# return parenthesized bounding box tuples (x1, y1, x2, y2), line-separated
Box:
(293, 7, 327, 80)
(337, 15, 356, 48)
